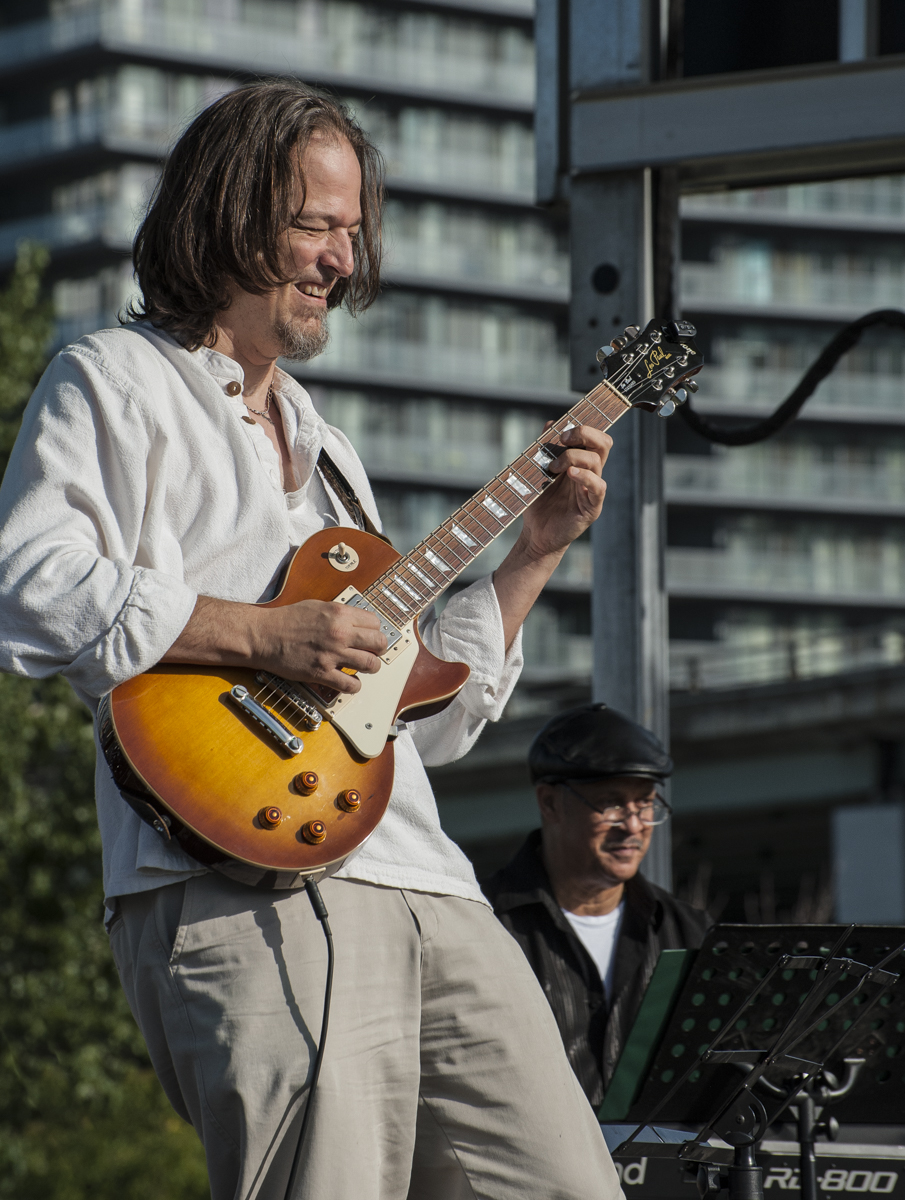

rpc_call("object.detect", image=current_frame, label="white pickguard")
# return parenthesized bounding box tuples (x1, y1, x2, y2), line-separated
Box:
(314, 590, 419, 758)
(328, 632, 419, 757)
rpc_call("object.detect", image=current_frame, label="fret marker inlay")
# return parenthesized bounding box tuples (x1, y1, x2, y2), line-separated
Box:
(426, 549, 452, 573)
(381, 587, 409, 613)
(481, 495, 508, 520)
(506, 473, 531, 498)
(409, 564, 433, 587)
(451, 523, 478, 548)
(393, 575, 421, 601)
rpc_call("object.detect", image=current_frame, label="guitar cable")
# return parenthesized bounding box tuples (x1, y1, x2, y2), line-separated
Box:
(242, 877, 335, 1200)
(679, 308, 905, 446)
(283, 878, 335, 1200)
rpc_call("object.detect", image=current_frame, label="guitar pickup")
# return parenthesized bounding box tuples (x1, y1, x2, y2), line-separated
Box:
(341, 592, 403, 650)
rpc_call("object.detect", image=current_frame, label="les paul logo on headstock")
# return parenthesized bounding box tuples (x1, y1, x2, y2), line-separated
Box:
(598, 318, 704, 416)
(643, 345, 672, 379)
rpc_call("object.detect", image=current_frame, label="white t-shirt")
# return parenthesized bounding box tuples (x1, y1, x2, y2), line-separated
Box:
(561, 902, 625, 998)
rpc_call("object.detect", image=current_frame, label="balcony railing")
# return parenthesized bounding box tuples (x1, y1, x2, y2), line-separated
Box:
(665, 453, 905, 511)
(0, 6, 534, 107)
(681, 252, 905, 316)
(385, 206, 568, 294)
(681, 176, 905, 229)
(671, 626, 905, 692)
(298, 337, 568, 395)
(292, 312, 566, 396)
(0, 204, 135, 265)
(313, 391, 555, 487)
(522, 634, 592, 678)
(0, 108, 172, 170)
(667, 545, 905, 604)
(690, 365, 905, 420)
(376, 130, 534, 202)
(0, 105, 536, 204)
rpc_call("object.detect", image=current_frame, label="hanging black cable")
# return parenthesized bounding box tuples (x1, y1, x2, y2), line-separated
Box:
(282, 878, 335, 1200)
(678, 309, 905, 446)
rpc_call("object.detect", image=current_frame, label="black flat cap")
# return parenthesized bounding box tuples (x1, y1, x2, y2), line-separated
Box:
(528, 702, 673, 784)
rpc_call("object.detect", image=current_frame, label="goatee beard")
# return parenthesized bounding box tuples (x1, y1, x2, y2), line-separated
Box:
(274, 312, 330, 361)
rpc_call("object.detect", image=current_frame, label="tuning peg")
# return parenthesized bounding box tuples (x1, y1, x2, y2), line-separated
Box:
(674, 388, 688, 404)
(610, 336, 629, 351)
(658, 399, 677, 418)
(596, 345, 616, 364)
(685, 378, 699, 393)
(623, 325, 640, 339)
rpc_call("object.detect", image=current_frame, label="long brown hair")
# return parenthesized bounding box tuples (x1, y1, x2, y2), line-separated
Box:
(127, 81, 384, 350)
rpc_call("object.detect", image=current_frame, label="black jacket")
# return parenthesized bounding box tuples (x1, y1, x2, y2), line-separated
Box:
(482, 830, 710, 1108)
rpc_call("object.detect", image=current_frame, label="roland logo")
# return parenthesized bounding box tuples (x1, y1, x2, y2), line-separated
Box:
(615, 1159, 647, 1186)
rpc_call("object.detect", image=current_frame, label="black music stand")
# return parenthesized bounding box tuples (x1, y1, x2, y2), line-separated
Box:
(604, 924, 905, 1200)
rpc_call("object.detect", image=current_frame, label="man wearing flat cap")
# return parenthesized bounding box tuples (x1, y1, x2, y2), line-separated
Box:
(483, 702, 709, 1109)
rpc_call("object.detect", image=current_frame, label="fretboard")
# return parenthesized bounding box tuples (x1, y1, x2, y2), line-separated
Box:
(362, 378, 632, 627)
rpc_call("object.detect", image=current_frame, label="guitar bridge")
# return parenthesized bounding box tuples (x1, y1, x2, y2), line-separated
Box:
(228, 686, 303, 755)
(255, 672, 323, 730)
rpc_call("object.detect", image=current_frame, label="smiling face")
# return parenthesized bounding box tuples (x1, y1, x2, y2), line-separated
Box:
(538, 776, 657, 894)
(217, 132, 363, 367)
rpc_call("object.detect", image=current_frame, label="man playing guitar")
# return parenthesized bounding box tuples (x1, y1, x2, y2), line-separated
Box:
(0, 82, 623, 1199)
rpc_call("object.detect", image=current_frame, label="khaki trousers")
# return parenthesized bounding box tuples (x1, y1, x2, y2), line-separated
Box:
(109, 872, 623, 1200)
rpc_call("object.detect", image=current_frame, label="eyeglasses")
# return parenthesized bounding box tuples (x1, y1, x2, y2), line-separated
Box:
(557, 781, 672, 827)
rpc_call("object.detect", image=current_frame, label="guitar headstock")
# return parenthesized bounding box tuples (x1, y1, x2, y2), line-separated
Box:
(597, 318, 703, 417)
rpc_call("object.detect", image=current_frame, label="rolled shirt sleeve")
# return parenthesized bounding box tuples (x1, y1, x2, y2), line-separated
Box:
(410, 573, 523, 767)
(0, 350, 198, 701)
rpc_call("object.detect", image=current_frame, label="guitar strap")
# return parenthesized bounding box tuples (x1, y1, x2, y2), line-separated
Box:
(316, 447, 389, 543)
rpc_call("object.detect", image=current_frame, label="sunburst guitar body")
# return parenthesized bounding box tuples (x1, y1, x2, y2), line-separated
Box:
(102, 526, 469, 887)
(101, 318, 703, 886)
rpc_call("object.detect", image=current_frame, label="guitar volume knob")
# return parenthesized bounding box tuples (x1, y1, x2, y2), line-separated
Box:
(294, 771, 319, 795)
(338, 789, 361, 812)
(303, 820, 327, 844)
(259, 806, 283, 829)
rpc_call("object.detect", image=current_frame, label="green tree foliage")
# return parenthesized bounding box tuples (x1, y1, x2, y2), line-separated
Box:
(0, 242, 53, 466)
(0, 245, 208, 1197)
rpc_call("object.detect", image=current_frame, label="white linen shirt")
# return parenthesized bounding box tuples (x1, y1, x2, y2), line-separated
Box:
(0, 324, 523, 904)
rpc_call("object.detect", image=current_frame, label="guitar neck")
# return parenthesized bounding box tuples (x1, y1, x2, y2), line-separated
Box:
(362, 378, 632, 626)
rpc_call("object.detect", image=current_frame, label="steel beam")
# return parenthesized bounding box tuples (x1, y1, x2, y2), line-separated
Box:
(571, 56, 905, 190)
(563, 0, 673, 889)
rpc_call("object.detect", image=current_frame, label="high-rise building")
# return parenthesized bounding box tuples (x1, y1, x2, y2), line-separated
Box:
(0, 0, 585, 675)
(665, 177, 905, 920)
(671, 178, 905, 692)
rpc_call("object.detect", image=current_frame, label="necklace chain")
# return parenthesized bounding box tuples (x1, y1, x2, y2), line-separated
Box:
(244, 385, 274, 425)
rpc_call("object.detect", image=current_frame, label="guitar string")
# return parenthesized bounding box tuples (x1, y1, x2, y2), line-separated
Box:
(251, 341, 680, 712)
(366, 385, 622, 617)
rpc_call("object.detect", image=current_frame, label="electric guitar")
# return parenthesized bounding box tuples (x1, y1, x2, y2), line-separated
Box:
(99, 318, 703, 887)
